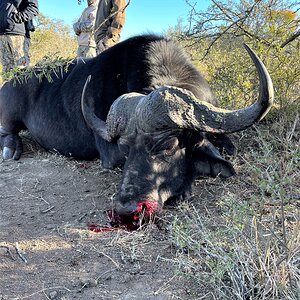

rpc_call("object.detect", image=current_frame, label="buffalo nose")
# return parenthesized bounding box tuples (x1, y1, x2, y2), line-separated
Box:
(114, 200, 138, 216)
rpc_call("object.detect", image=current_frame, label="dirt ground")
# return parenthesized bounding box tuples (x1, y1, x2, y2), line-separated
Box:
(0, 133, 228, 300)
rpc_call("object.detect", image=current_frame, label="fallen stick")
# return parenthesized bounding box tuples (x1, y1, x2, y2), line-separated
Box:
(15, 242, 28, 264)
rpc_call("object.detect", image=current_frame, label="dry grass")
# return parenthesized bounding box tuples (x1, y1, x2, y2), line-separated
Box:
(0, 100, 298, 299)
(165, 108, 300, 299)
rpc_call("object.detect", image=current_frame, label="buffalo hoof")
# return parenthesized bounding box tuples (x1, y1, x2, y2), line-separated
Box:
(3, 147, 14, 160)
(1, 134, 23, 160)
(101, 160, 114, 170)
(2, 146, 22, 160)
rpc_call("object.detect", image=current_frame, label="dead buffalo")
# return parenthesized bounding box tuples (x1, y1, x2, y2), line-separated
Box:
(0, 35, 274, 216)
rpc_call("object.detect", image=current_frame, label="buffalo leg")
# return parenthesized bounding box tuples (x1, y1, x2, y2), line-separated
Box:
(0, 128, 23, 160)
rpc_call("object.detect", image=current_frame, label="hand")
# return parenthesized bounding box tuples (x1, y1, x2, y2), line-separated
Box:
(73, 22, 81, 36)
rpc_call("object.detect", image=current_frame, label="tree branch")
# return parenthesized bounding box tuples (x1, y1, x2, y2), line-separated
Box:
(281, 29, 300, 48)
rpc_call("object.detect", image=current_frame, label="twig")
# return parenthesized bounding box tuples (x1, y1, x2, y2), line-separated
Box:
(40, 206, 55, 214)
(91, 246, 120, 269)
(281, 29, 300, 48)
(16, 177, 52, 209)
(287, 112, 299, 142)
(279, 192, 293, 288)
(15, 242, 28, 264)
(77, 212, 87, 222)
(154, 274, 177, 295)
(15, 285, 75, 299)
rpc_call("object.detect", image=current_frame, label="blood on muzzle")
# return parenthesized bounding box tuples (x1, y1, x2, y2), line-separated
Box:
(88, 200, 159, 232)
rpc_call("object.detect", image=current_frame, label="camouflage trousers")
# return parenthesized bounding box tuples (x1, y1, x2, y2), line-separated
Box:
(23, 37, 31, 66)
(77, 45, 96, 58)
(0, 35, 26, 73)
(96, 35, 120, 55)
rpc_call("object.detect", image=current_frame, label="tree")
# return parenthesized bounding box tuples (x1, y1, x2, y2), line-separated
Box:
(170, 0, 300, 109)
(0, 15, 77, 84)
(30, 14, 77, 64)
(184, 0, 300, 53)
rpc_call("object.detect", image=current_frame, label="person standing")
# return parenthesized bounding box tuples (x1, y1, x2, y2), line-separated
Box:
(0, 0, 39, 73)
(73, 0, 98, 58)
(23, 19, 35, 66)
(94, 0, 126, 54)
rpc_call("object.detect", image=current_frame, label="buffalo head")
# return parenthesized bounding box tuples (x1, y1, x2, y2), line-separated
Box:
(81, 44, 274, 216)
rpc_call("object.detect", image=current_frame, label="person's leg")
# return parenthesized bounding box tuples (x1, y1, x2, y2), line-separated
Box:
(77, 45, 86, 58)
(85, 46, 96, 58)
(96, 39, 107, 55)
(23, 37, 31, 66)
(9, 35, 26, 68)
(0, 35, 16, 73)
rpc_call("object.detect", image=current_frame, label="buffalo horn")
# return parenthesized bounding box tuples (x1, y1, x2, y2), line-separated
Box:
(81, 75, 111, 141)
(189, 44, 274, 133)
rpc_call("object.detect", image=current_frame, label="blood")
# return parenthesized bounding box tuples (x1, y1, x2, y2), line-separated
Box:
(88, 200, 158, 233)
(77, 163, 90, 169)
(88, 223, 117, 233)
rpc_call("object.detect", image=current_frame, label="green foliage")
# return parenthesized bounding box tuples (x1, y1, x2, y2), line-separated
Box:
(169, 0, 299, 111)
(2, 56, 75, 85)
(0, 14, 77, 85)
(30, 14, 77, 64)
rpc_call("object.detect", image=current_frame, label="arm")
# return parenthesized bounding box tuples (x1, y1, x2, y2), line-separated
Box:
(73, 19, 81, 35)
(78, 10, 96, 32)
(11, 0, 39, 23)
(73, 7, 97, 35)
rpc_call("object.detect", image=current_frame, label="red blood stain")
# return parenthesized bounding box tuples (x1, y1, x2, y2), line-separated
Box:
(88, 223, 117, 233)
(88, 200, 158, 232)
(133, 201, 158, 220)
(78, 163, 90, 169)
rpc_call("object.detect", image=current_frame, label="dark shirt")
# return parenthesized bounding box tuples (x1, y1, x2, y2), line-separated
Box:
(0, 0, 39, 36)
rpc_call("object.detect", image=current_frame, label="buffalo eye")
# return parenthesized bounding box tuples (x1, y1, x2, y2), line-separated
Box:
(151, 137, 179, 157)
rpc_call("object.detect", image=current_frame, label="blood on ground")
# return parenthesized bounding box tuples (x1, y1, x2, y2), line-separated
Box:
(88, 201, 159, 232)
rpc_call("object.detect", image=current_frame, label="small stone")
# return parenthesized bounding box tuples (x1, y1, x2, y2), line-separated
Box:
(49, 291, 58, 299)
(80, 278, 97, 287)
(89, 279, 98, 287)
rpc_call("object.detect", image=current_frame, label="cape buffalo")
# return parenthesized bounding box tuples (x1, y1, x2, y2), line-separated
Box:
(0, 35, 274, 216)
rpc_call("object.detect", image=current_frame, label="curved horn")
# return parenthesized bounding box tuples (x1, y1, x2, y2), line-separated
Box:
(81, 75, 111, 141)
(137, 45, 274, 134)
(190, 44, 274, 133)
(81, 75, 145, 141)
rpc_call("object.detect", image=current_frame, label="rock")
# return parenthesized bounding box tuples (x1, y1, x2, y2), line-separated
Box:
(48, 291, 58, 299)
(80, 277, 98, 288)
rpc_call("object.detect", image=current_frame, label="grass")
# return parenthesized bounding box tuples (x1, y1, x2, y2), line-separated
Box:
(0, 75, 298, 299)
(167, 107, 300, 299)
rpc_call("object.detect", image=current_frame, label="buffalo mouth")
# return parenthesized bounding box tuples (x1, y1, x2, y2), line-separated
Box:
(110, 199, 160, 228)
(88, 201, 159, 232)
(114, 199, 159, 217)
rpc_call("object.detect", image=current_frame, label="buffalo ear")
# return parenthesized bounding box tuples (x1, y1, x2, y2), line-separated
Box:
(208, 159, 235, 178)
(153, 137, 179, 155)
(194, 157, 235, 178)
(207, 133, 236, 155)
(193, 139, 235, 178)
